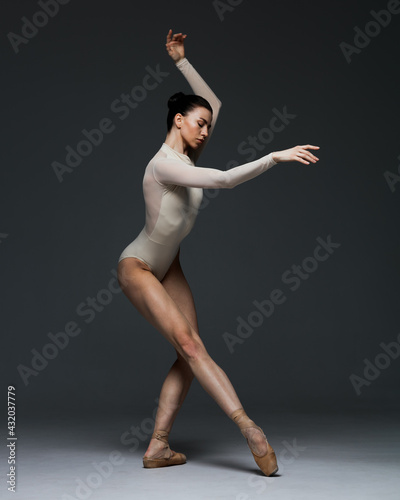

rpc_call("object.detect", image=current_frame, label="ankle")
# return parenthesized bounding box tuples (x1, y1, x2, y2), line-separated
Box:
(229, 407, 257, 430)
(151, 430, 169, 443)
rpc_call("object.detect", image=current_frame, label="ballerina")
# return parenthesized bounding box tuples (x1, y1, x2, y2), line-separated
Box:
(117, 28, 319, 475)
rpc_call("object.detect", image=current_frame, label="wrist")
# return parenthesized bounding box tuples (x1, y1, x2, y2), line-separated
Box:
(175, 56, 187, 65)
(271, 152, 278, 163)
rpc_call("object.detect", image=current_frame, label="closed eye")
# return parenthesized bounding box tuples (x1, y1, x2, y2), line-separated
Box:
(198, 121, 212, 130)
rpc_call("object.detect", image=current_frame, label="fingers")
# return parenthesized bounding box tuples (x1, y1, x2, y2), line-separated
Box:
(292, 150, 317, 164)
(298, 152, 318, 164)
(166, 29, 180, 45)
(166, 30, 187, 45)
(297, 145, 320, 163)
(173, 34, 187, 44)
(305, 152, 319, 162)
(292, 152, 310, 164)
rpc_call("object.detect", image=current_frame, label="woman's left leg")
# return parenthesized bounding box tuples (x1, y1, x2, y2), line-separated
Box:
(143, 250, 198, 458)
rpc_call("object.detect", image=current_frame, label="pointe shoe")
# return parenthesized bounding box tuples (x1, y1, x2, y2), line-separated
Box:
(230, 408, 278, 477)
(142, 430, 187, 468)
(243, 426, 278, 477)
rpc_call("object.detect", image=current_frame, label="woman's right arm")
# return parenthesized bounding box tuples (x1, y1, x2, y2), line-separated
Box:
(175, 57, 222, 144)
(153, 145, 320, 189)
(166, 30, 221, 164)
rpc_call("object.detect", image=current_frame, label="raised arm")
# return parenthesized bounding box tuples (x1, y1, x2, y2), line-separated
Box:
(174, 58, 222, 144)
(166, 30, 222, 163)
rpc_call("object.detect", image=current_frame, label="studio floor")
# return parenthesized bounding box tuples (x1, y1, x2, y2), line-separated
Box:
(3, 408, 400, 500)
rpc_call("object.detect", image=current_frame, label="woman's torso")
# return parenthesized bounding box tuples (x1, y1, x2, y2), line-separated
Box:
(118, 143, 203, 281)
(143, 143, 204, 245)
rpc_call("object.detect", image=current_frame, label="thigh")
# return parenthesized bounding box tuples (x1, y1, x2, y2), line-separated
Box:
(117, 257, 203, 356)
(161, 249, 200, 335)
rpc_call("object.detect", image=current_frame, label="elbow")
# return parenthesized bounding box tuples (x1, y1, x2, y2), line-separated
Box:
(211, 99, 222, 117)
(216, 171, 235, 189)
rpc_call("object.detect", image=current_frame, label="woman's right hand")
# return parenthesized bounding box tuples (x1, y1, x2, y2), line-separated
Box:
(166, 29, 187, 63)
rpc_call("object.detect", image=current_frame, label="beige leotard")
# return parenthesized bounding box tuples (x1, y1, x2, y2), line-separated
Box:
(118, 57, 277, 281)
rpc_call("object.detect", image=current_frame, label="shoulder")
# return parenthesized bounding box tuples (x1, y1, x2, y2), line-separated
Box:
(145, 146, 166, 170)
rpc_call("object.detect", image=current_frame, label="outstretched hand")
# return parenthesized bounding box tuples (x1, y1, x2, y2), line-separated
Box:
(166, 29, 187, 62)
(272, 145, 320, 165)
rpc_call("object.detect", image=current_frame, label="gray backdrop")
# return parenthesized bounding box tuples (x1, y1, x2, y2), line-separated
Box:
(1, 0, 399, 420)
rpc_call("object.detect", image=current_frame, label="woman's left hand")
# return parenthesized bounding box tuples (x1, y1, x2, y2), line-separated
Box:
(272, 145, 320, 164)
(166, 29, 187, 63)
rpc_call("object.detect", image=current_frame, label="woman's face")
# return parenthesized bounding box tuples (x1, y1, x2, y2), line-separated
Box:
(176, 106, 212, 150)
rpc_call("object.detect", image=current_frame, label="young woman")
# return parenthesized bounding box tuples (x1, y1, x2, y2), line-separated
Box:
(117, 29, 320, 476)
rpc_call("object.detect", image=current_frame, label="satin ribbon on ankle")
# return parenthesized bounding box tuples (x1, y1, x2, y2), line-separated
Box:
(151, 430, 169, 444)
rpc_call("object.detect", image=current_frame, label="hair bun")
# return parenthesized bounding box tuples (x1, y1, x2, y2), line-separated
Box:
(168, 92, 186, 109)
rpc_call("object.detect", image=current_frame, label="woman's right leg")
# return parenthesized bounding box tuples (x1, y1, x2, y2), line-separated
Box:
(117, 257, 243, 417)
(118, 258, 271, 462)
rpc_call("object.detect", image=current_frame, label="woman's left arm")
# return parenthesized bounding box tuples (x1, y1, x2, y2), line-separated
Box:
(166, 30, 222, 163)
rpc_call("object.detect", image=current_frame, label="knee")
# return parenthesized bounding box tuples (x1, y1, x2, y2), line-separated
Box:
(177, 332, 207, 362)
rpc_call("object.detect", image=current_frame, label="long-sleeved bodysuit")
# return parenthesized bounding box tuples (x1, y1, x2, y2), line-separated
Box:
(118, 57, 277, 281)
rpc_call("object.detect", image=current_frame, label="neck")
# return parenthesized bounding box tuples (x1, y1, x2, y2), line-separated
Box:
(164, 131, 191, 157)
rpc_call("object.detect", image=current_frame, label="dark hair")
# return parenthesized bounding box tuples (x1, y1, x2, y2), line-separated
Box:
(166, 92, 213, 131)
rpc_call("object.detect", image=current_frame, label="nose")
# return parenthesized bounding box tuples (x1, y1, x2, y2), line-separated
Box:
(201, 126, 208, 138)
